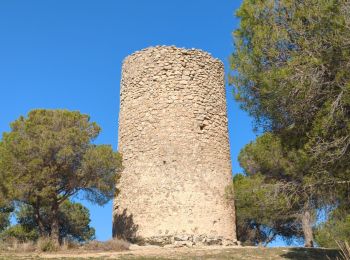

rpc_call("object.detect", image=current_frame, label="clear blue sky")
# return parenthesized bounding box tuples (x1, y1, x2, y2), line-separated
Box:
(0, 1, 258, 241)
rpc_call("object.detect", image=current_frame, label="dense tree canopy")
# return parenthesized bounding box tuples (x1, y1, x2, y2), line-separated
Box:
(0, 205, 11, 233)
(1, 200, 95, 242)
(0, 109, 122, 244)
(227, 173, 302, 246)
(0, 150, 12, 234)
(230, 133, 318, 246)
(0, 200, 95, 243)
(230, 0, 350, 247)
(315, 208, 350, 248)
(230, 0, 350, 183)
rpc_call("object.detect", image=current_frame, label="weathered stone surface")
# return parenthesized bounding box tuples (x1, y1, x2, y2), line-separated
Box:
(113, 46, 237, 245)
(174, 240, 194, 247)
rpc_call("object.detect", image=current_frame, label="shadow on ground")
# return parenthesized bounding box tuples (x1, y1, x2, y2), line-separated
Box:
(281, 247, 340, 259)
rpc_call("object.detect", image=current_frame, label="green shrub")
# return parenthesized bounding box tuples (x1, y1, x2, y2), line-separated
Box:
(0, 224, 38, 242)
(37, 237, 59, 252)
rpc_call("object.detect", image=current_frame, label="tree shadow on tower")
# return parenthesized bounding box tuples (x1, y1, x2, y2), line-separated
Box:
(112, 208, 139, 243)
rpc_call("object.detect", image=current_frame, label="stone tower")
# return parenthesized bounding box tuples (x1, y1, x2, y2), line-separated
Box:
(113, 46, 237, 245)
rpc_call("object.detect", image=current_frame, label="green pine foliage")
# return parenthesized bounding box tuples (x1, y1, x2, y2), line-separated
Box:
(0, 205, 12, 233)
(0, 178, 13, 234)
(230, 0, 350, 247)
(57, 200, 95, 242)
(0, 224, 39, 243)
(1, 200, 95, 243)
(227, 174, 302, 246)
(230, 0, 350, 182)
(315, 213, 350, 248)
(315, 199, 350, 248)
(228, 133, 310, 246)
(0, 109, 122, 244)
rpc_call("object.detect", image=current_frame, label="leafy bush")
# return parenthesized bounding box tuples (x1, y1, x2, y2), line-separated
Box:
(0, 224, 38, 242)
(37, 237, 59, 252)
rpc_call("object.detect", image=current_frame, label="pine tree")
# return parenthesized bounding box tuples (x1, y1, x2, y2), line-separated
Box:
(0, 109, 122, 244)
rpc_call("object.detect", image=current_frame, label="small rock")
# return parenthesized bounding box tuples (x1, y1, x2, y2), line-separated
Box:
(184, 241, 194, 247)
(222, 239, 234, 246)
(174, 240, 193, 247)
(174, 234, 190, 241)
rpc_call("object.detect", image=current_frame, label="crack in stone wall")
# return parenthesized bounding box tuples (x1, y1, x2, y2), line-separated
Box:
(113, 46, 237, 245)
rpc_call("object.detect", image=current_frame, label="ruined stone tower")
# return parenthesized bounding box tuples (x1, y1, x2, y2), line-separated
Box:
(113, 46, 237, 245)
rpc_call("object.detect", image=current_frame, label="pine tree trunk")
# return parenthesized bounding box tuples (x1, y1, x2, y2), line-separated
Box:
(50, 201, 60, 245)
(34, 209, 45, 236)
(301, 209, 314, 248)
(34, 198, 45, 236)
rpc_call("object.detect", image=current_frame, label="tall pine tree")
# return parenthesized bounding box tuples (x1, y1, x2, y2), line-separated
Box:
(230, 0, 350, 247)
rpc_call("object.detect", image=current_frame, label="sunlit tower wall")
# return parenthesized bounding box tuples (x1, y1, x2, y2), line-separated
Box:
(113, 46, 237, 245)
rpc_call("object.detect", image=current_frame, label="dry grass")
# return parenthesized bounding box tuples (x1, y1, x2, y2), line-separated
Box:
(0, 245, 341, 260)
(0, 237, 36, 253)
(337, 241, 350, 260)
(82, 239, 130, 251)
(0, 238, 129, 253)
(36, 237, 60, 252)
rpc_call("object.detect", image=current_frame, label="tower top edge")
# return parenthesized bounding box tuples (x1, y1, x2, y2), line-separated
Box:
(123, 45, 223, 65)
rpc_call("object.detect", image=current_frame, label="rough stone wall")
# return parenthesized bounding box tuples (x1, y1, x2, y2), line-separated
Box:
(113, 46, 237, 246)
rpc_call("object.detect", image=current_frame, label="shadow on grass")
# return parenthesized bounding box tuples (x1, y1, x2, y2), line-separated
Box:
(281, 247, 341, 260)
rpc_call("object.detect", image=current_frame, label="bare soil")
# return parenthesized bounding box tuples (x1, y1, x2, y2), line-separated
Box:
(0, 245, 340, 260)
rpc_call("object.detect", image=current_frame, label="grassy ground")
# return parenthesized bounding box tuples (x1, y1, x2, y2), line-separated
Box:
(0, 246, 341, 260)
